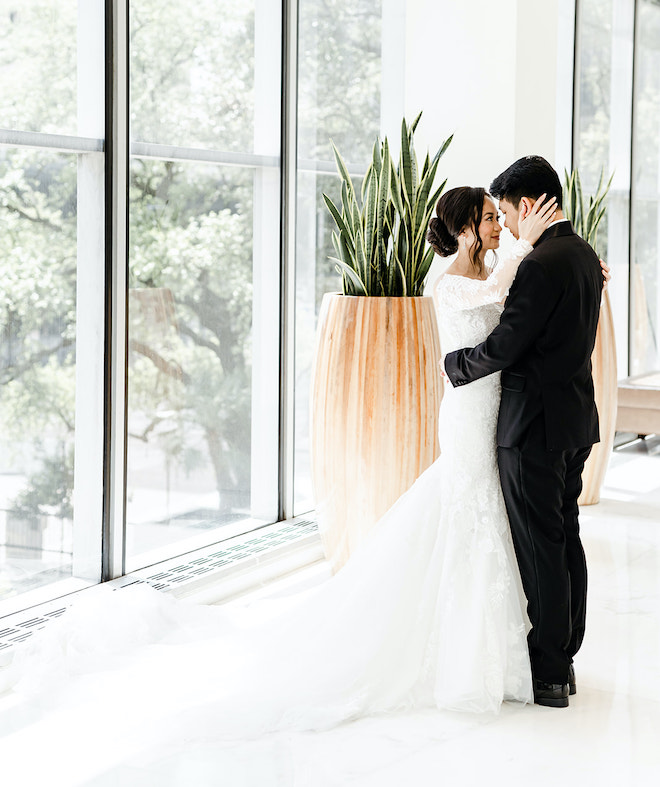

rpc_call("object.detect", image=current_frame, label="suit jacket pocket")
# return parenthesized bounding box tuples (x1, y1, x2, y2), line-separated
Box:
(501, 371, 526, 392)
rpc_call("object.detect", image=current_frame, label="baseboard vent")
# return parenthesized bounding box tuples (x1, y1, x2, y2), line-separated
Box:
(123, 518, 320, 596)
(0, 518, 320, 655)
(0, 606, 67, 652)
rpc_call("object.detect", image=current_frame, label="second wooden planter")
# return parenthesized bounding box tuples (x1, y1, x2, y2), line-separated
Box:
(579, 290, 618, 505)
(311, 293, 443, 572)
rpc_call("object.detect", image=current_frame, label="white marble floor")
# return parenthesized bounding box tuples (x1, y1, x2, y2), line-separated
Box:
(1, 438, 660, 786)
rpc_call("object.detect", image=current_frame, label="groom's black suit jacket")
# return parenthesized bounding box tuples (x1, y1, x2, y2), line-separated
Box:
(444, 222, 602, 451)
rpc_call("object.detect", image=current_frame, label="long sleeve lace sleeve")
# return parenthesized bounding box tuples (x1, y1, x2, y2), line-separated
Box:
(433, 238, 533, 312)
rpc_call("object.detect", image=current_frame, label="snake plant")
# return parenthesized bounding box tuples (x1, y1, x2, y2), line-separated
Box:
(563, 167, 614, 252)
(323, 113, 452, 296)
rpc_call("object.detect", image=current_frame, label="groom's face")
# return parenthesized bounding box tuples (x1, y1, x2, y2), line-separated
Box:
(498, 198, 522, 239)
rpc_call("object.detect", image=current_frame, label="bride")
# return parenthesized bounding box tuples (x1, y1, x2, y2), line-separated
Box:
(3, 187, 567, 742)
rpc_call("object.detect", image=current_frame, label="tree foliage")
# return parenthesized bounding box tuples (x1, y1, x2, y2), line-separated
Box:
(0, 0, 384, 532)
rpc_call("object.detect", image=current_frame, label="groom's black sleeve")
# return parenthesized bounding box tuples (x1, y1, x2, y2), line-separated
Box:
(444, 258, 558, 387)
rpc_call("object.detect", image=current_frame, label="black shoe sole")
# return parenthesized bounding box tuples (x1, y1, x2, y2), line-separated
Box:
(534, 695, 569, 708)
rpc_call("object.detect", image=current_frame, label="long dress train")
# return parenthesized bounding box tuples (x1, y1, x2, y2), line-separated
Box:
(1, 241, 535, 743)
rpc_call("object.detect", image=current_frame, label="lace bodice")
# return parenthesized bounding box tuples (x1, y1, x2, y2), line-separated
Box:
(435, 299, 503, 355)
(432, 238, 532, 311)
(432, 238, 532, 354)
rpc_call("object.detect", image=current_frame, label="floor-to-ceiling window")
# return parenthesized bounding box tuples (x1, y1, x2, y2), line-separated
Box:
(0, 1, 399, 609)
(0, 1, 105, 604)
(575, 0, 660, 381)
(125, 0, 281, 571)
(574, 0, 634, 378)
(630, 0, 660, 376)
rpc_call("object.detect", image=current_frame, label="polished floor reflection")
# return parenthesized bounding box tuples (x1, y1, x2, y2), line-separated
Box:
(1, 438, 660, 786)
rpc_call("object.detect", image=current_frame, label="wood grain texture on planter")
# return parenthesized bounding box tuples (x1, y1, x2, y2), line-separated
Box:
(311, 293, 443, 571)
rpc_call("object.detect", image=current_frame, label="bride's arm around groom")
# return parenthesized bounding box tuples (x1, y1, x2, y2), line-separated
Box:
(444, 155, 602, 708)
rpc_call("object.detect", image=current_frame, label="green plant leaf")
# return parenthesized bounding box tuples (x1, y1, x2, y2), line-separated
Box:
(563, 166, 613, 254)
(371, 137, 382, 179)
(400, 118, 415, 210)
(331, 229, 341, 258)
(427, 179, 447, 214)
(352, 199, 368, 287)
(389, 159, 405, 219)
(340, 180, 353, 228)
(396, 256, 407, 297)
(363, 167, 377, 269)
(414, 247, 436, 295)
(375, 138, 392, 286)
(410, 110, 423, 135)
(588, 205, 607, 249)
(437, 133, 453, 159)
(324, 113, 452, 296)
(360, 163, 372, 203)
(331, 140, 356, 201)
(338, 227, 356, 269)
(330, 257, 368, 295)
(412, 156, 439, 248)
(323, 194, 353, 249)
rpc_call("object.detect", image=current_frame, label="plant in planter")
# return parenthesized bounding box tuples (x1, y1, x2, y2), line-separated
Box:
(323, 114, 452, 297)
(311, 114, 452, 571)
(563, 167, 616, 505)
(563, 167, 613, 249)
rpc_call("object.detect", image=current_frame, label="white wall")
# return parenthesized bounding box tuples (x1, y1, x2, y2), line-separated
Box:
(403, 0, 574, 195)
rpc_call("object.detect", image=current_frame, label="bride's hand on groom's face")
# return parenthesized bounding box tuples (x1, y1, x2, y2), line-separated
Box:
(517, 193, 558, 246)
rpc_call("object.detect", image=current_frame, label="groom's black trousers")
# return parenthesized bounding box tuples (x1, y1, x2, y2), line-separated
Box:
(497, 415, 591, 685)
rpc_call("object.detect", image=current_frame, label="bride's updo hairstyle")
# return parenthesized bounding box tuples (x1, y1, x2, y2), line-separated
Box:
(427, 186, 488, 274)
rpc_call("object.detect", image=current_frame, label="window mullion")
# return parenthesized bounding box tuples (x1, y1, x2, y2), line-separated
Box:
(102, 0, 129, 580)
(278, 0, 299, 521)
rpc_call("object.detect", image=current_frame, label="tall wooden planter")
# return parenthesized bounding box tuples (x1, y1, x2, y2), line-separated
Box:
(311, 293, 443, 572)
(579, 290, 618, 505)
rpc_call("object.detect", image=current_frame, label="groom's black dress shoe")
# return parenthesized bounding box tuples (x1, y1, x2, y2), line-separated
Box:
(533, 679, 569, 708)
(568, 664, 576, 696)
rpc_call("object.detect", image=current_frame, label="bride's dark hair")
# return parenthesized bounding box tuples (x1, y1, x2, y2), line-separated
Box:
(426, 186, 489, 275)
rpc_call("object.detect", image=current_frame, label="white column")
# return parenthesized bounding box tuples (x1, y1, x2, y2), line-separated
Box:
(513, 0, 560, 162)
(380, 0, 406, 142)
(403, 0, 518, 190)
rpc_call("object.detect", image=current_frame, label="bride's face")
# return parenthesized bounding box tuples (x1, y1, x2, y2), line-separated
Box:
(477, 198, 502, 252)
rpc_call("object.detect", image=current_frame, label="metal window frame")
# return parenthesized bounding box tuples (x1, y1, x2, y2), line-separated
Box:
(278, 0, 299, 522)
(105, 0, 382, 576)
(103, 0, 129, 580)
(573, 0, 638, 378)
(627, 0, 640, 376)
(0, 129, 103, 152)
(0, 0, 398, 614)
(105, 0, 300, 573)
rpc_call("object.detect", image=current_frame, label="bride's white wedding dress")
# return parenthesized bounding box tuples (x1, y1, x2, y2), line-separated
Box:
(1, 242, 534, 747)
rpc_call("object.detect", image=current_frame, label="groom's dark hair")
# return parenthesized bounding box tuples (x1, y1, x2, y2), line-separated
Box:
(490, 155, 563, 210)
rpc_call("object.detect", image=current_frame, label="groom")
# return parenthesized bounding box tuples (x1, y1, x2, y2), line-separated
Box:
(443, 156, 602, 708)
